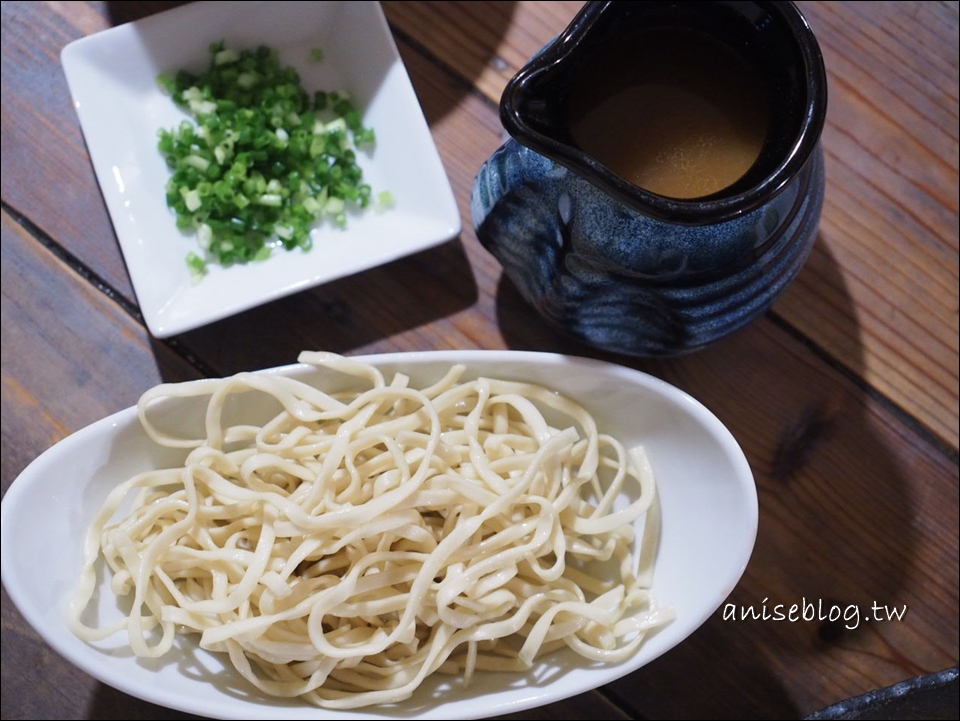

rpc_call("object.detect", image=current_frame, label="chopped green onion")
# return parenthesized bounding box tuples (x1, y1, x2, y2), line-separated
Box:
(157, 42, 384, 271)
(186, 251, 208, 279)
(377, 190, 395, 209)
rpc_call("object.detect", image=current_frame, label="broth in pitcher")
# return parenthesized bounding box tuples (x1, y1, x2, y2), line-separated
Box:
(568, 27, 771, 199)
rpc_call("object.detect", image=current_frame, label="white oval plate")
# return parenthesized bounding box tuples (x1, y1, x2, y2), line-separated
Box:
(1, 351, 757, 719)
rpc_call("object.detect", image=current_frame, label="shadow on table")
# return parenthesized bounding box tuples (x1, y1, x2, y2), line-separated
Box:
(105, 1, 522, 126)
(153, 236, 477, 378)
(383, 1, 518, 121)
(105, 1, 190, 25)
(495, 231, 922, 719)
(86, 685, 203, 721)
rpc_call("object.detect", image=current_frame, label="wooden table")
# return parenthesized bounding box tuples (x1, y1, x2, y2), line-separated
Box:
(2, 2, 957, 718)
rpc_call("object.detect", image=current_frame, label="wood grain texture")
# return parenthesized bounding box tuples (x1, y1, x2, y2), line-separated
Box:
(1, 2, 957, 720)
(382, 1, 585, 103)
(628, 322, 959, 718)
(0, 211, 201, 485)
(780, 1, 960, 450)
(0, 1, 136, 299)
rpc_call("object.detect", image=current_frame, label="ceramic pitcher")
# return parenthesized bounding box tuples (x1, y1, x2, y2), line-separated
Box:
(471, 0, 827, 357)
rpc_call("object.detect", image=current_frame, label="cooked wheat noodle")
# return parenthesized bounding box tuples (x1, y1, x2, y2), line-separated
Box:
(68, 352, 672, 709)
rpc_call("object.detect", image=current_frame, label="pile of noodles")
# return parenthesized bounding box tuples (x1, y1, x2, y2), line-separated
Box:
(69, 351, 672, 709)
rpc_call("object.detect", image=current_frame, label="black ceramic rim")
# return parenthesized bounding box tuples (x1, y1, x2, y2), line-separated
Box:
(500, 0, 828, 226)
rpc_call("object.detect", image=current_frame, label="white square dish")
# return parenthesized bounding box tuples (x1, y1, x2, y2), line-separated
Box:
(61, 1, 461, 338)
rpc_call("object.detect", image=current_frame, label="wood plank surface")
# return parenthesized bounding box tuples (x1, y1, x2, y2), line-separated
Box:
(780, 1, 960, 451)
(2, 2, 957, 720)
(0, 1, 136, 299)
(620, 322, 959, 718)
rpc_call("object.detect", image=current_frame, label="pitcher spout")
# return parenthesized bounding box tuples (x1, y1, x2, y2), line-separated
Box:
(500, 0, 827, 225)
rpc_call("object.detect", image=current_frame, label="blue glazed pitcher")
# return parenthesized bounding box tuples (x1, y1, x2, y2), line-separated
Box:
(471, 0, 827, 356)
